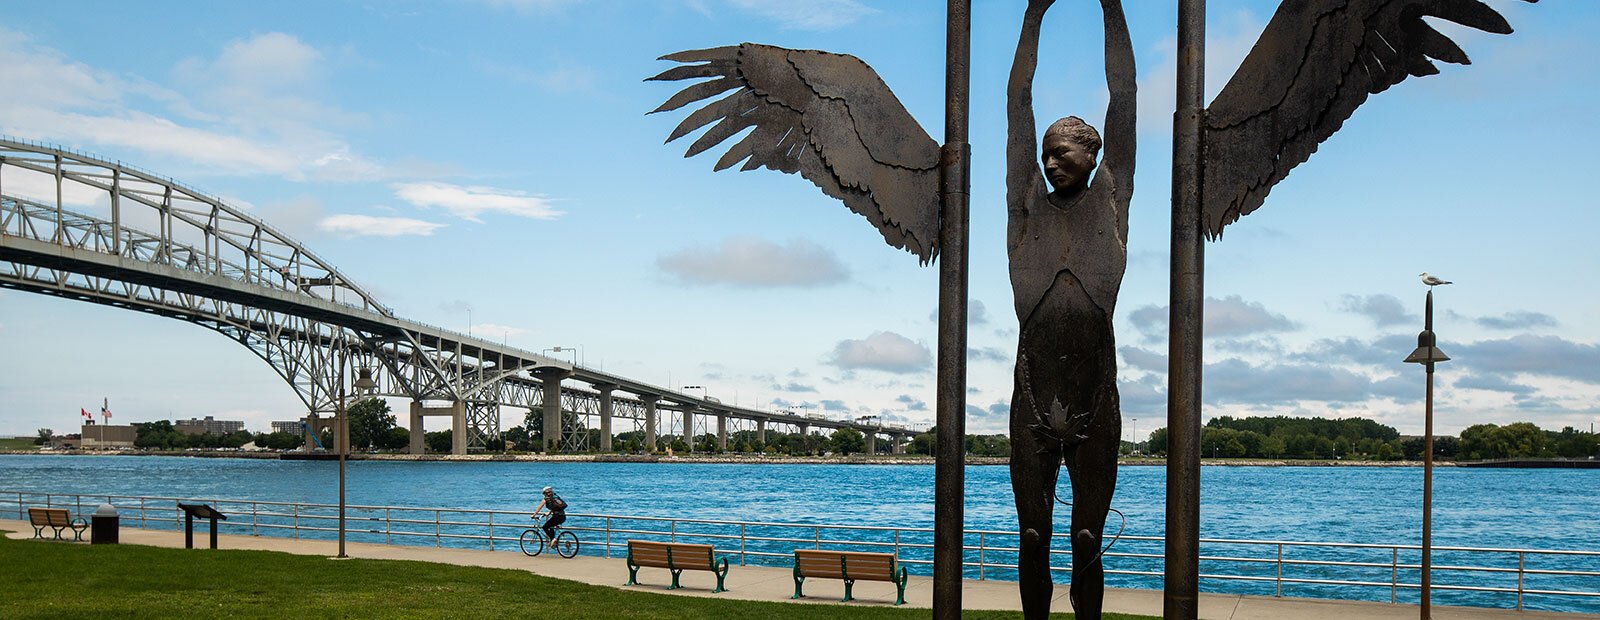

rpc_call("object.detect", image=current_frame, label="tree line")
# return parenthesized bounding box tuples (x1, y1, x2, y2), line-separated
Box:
(1142, 416, 1598, 461)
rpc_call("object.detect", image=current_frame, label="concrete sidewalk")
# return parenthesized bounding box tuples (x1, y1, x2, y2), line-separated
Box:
(3, 519, 1590, 619)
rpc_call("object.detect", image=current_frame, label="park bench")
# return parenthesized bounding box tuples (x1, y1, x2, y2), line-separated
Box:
(625, 540, 730, 592)
(792, 548, 908, 605)
(28, 507, 87, 541)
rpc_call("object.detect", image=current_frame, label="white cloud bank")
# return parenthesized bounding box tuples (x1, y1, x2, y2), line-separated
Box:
(317, 214, 445, 237)
(393, 182, 563, 222)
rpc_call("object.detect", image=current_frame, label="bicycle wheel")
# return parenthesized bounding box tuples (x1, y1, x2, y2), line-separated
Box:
(519, 529, 546, 557)
(554, 531, 580, 558)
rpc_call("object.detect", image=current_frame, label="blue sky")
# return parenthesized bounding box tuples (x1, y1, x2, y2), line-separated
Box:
(0, 0, 1595, 440)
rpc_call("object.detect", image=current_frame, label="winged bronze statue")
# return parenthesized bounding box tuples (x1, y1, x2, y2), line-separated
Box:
(648, 44, 942, 264)
(650, 1, 1533, 618)
(1204, 0, 1536, 238)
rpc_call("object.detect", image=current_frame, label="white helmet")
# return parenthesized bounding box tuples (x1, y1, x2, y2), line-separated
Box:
(542, 486, 553, 494)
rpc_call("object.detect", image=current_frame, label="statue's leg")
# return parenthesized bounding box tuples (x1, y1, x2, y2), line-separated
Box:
(1065, 390, 1121, 620)
(1010, 391, 1062, 620)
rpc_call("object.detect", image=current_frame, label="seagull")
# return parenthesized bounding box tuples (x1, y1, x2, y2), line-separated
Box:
(1420, 272, 1453, 287)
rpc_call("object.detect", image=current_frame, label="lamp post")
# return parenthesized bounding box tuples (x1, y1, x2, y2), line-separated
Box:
(1404, 288, 1450, 619)
(541, 346, 579, 366)
(336, 359, 378, 560)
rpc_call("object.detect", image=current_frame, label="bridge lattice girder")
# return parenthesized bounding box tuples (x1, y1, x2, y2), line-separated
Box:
(0, 138, 911, 452)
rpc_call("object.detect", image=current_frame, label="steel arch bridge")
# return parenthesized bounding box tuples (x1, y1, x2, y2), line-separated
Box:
(0, 138, 911, 454)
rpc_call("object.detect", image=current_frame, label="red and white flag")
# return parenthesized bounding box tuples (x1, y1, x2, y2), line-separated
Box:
(80, 408, 93, 421)
(101, 398, 112, 420)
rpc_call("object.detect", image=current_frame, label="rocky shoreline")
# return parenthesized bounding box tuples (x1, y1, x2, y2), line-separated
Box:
(0, 449, 1456, 467)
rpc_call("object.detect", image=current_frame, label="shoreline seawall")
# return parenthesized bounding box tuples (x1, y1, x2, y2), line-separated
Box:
(0, 449, 1466, 467)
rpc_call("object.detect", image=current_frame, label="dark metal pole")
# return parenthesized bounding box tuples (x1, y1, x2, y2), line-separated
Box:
(1422, 290, 1435, 620)
(934, 0, 971, 616)
(1167, 0, 1205, 617)
(338, 344, 348, 559)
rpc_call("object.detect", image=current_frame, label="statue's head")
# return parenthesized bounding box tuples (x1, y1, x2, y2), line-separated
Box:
(1042, 116, 1102, 195)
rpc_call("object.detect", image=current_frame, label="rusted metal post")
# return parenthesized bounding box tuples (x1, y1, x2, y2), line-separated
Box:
(934, 0, 971, 617)
(1166, 0, 1205, 618)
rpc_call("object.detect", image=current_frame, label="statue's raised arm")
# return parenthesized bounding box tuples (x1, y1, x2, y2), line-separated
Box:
(1099, 0, 1136, 242)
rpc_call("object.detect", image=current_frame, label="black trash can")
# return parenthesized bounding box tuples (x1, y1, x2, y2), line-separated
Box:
(91, 503, 119, 545)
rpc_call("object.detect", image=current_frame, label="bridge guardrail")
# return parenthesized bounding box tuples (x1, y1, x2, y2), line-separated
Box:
(3, 489, 1597, 613)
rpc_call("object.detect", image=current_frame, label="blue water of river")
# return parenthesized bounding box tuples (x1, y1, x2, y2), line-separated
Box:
(2, 455, 1596, 613)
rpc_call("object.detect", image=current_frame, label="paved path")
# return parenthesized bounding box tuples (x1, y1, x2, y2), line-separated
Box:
(3, 519, 1591, 619)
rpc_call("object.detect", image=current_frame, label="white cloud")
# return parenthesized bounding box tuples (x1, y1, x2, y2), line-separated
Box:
(0, 28, 386, 182)
(724, 0, 878, 31)
(393, 182, 562, 222)
(828, 331, 932, 374)
(317, 214, 445, 237)
(657, 237, 849, 288)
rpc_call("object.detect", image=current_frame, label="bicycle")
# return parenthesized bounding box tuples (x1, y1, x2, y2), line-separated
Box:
(520, 514, 580, 558)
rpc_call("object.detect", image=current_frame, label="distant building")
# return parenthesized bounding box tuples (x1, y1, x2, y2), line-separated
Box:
(80, 423, 136, 449)
(271, 421, 303, 435)
(175, 416, 245, 436)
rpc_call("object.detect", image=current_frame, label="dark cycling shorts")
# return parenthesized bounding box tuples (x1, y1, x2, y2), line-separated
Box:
(543, 513, 566, 539)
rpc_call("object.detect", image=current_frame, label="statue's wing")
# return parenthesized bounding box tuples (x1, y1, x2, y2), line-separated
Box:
(1203, 0, 1533, 239)
(649, 43, 941, 263)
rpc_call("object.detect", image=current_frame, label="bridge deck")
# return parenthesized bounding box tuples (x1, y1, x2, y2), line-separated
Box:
(2, 519, 1589, 619)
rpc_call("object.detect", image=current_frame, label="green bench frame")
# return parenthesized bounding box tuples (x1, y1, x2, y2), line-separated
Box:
(792, 549, 908, 605)
(625, 540, 730, 593)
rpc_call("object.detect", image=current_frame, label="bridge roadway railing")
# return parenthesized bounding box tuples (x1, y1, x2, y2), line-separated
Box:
(6, 489, 1598, 613)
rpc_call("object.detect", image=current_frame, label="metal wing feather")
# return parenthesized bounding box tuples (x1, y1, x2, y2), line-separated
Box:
(1202, 0, 1534, 239)
(649, 44, 942, 263)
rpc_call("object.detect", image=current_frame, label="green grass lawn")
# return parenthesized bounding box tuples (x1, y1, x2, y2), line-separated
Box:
(0, 437, 39, 450)
(0, 535, 1155, 619)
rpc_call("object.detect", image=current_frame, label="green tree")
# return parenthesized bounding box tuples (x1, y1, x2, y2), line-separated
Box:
(34, 428, 53, 445)
(425, 430, 453, 453)
(1146, 427, 1169, 455)
(503, 426, 532, 451)
(346, 398, 396, 450)
(379, 427, 411, 450)
(829, 428, 865, 456)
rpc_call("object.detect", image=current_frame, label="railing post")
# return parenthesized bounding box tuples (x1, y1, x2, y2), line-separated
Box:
(140, 497, 147, 527)
(979, 532, 987, 581)
(1391, 547, 1399, 604)
(815, 526, 821, 550)
(605, 518, 613, 559)
(385, 508, 392, 545)
(1517, 551, 1525, 611)
(435, 510, 441, 548)
(294, 504, 300, 540)
(489, 512, 495, 551)
(671, 520, 677, 543)
(1275, 543, 1283, 597)
(252, 502, 259, 536)
(740, 523, 747, 566)
(895, 529, 901, 561)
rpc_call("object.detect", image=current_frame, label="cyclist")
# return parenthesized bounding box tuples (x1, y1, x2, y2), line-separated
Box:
(533, 486, 567, 540)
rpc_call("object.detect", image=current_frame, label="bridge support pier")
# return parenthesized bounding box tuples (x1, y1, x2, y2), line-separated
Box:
(530, 368, 572, 453)
(799, 423, 810, 455)
(304, 413, 323, 451)
(408, 401, 467, 455)
(866, 432, 877, 455)
(756, 418, 767, 445)
(892, 433, 906, 454)
(451, 401, 467, 455)
(716, 414, 727, 452)
(641, 395, 659, 452)
(409, 403, 424, 454)
(683, 407, 696, 453)
(596, 384, 615, 453)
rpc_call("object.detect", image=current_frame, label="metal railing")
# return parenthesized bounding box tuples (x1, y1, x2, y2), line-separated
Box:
(4, 489, 1597, 613)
